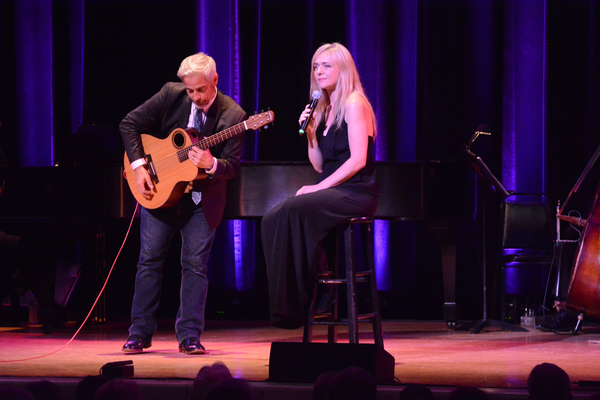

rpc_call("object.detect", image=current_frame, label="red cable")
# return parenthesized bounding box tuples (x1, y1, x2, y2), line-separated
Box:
(0, 203, 140, 363)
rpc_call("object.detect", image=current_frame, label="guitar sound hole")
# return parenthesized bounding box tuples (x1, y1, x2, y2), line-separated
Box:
(172, 132, 185, 148)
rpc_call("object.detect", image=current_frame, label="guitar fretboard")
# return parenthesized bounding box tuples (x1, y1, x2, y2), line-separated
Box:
(176, 121, 246, 162)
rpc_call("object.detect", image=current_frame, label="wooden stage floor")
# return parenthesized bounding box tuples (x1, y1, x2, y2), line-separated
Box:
(1, 319, 600, 399)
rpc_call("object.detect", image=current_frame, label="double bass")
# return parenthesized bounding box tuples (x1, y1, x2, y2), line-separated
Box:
(559, 145, 600, 321)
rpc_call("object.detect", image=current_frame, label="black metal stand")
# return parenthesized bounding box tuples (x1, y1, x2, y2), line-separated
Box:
(455, 148, 527, 334)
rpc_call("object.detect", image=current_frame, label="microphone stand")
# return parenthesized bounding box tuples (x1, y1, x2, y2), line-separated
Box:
(455, 129, 526, 333)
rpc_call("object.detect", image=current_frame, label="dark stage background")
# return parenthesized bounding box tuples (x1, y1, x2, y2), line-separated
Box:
(1, 0, 600, 324)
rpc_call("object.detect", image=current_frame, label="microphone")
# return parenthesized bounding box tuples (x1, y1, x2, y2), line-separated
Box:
(476, 124, 491, 135)
(466, 124, 491, 149)
(299, 90, 322, 135)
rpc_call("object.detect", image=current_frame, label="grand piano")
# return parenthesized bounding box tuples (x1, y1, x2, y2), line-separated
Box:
(224, 160, 476, 325)
(224, 161, 474, 220)
(0, 160, 476, 324)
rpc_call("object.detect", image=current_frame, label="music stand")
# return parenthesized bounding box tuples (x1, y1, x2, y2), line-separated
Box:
(455, 148, 527, 333)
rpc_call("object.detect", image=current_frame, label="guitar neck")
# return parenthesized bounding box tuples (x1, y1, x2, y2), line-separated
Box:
(197, 120, 247, 150)
(176, 121, 246, 162)
(175, 110, 273, 161)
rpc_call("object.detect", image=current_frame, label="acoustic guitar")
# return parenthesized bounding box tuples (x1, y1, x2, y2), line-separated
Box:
(124, 110, 275, 209)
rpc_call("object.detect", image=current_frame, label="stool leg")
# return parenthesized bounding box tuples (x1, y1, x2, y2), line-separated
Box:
(345, 223, 359, 344)
(305, 219, 382, 346)
(365, 223, 384, 347)
(329, 230, 341, 344)
(303, 281, 318, 343)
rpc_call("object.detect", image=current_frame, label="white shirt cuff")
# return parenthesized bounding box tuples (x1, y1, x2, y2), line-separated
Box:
(205, 157, 218, 174)
(131, 158, 146, 171)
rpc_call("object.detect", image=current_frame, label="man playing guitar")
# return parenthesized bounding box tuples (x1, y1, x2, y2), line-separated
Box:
(120, 52, 247, 355)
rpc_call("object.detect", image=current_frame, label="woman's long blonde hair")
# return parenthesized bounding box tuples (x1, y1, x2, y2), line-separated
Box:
(309, 43, 377, 139)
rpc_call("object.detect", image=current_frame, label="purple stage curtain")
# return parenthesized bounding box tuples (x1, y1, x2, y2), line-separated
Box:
(3, 0, 600, 320)
(14, 0, 54, 166)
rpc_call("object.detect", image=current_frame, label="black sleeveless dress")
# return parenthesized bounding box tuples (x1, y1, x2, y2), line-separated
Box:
(261, 118, 379, 328)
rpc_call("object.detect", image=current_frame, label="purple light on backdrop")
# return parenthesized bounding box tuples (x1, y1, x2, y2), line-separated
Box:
(375, 220, 390, 291)
(542, 1, 547, 196)
(374, 1, 418, 291)
(197, 0, 250, 292)
(228, 0, 246, 292)
(197, 0, 241, 101)
(245, 0, 264, 162)
(230, 0, 241, 106)
(197, 1, 207, 54)
(346, 1, 419, 288)
(346, 0, 360, 59)
(345, 0, 378, 124)
(69, 0, 85, 134)
(502, 1, 547, 195)
(346, 1, 389, 288)
(395, 0, 418, 163)
(253, 0, 263, 161)
(15, 0, 54, 166)
(233, 219, 244, 291)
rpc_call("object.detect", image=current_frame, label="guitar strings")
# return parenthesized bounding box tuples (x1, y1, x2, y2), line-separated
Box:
(149, 123, 247, 171)
(149, 111, 271, 172)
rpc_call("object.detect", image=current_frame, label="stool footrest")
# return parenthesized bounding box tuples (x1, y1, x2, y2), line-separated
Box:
(319, 271, 370, 278)
(318, 277, 369, 284)
(303, 217, 384, 347)
(312, 315, 378, 326)
(312, 321, 349, 327)
(313, 313, 333, 320)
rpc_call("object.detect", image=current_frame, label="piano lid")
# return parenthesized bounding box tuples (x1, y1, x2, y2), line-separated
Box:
(0, 160, 475, 222)
(224, 160, 475, 221)
(0, 165, 136, 219)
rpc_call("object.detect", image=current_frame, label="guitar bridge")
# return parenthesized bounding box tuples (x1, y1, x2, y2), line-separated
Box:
(146, 155, 159, 184)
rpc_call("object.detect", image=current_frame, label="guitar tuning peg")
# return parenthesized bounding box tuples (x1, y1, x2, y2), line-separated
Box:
(265, 107, 274, 125)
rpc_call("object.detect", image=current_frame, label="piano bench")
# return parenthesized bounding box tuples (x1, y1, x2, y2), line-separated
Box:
(303, 217, 384, 347)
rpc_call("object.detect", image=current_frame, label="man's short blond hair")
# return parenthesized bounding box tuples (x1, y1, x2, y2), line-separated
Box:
(177, 52, 217, 81)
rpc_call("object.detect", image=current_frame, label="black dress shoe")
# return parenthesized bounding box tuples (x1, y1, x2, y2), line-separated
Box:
(179, 337, 205, 355)
(122, 335, 152, 353)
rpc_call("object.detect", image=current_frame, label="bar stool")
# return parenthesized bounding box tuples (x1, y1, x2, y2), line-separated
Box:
(303, 217, 384, 347)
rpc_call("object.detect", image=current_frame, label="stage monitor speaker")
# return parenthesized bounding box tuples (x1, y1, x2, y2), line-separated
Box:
(268, 342, 395, 384)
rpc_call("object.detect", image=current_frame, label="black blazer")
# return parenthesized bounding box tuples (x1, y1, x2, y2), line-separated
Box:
(120, 82, 247, 229)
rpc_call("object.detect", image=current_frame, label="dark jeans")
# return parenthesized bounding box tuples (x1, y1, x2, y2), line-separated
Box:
(129, 196, 215, 343)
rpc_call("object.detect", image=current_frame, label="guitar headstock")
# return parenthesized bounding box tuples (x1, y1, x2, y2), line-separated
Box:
(247, 110, 275, 131)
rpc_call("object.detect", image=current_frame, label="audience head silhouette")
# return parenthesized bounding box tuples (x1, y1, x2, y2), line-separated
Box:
(192, 362, 234, 400)
(328, 367, 376, 400)
(75, 375, 113, 400)
(0, 385, 35, 400)
(527, 363, 572, 400)
(206, 378, 254, 400)
(449, 387, 490, 400)
(399, 383, 436, 400)
(92, 379, 143, 400)
(25, 380, 62, 400)
(312, 371, 339, 400)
